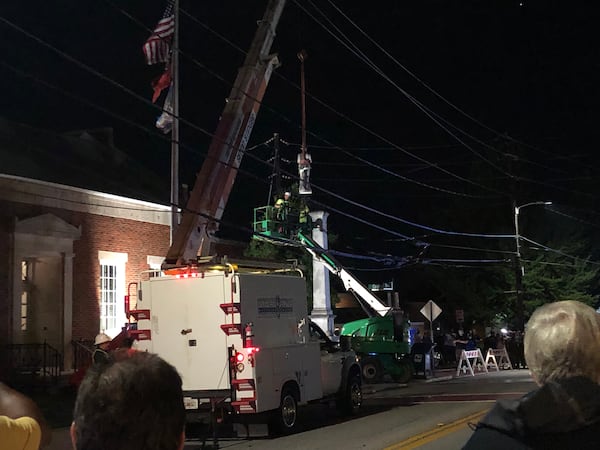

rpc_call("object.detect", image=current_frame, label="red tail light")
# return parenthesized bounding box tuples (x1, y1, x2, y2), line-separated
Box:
(235, 352, 244, 363)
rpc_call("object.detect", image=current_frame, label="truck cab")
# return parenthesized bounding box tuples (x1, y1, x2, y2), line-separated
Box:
(308, 320, 361, 401)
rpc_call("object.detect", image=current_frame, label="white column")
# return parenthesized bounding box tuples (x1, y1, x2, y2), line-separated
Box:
(63, 252, 75, 371)
(308, 211, 335, 338)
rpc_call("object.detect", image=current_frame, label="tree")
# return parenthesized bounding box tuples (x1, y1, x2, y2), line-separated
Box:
(409, 263, 514, 327)
(521, 239, 600, 315)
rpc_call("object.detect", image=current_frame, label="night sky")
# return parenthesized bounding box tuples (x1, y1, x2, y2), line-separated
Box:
(2, 1, 599, 270)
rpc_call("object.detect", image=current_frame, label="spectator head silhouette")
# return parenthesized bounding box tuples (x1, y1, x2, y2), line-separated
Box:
(525, 300, 600, 385)
(71, 349, 185, 450)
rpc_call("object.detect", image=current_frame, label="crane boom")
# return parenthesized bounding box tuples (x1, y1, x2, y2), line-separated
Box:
(165, 0, 286, 267)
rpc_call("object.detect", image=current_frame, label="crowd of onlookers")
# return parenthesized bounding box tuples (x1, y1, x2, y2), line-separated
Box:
(427, 327, 527, 369)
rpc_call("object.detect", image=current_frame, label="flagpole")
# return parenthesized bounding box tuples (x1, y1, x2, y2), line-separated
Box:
(170, 0, 180, 244)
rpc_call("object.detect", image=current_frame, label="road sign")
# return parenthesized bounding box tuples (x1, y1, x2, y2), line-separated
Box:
(420, 300, 442, 322)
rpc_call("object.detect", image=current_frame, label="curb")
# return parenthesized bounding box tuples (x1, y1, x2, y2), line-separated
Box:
(423, 375, 453, 383)
(363, 383, 408, 394)
(363, 373, 454, 393)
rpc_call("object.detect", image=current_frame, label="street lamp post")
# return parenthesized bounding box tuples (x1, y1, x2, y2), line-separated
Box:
(513, 201, 552, 331)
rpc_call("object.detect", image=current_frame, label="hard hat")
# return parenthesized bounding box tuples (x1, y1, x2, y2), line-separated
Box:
(95, 333, 111, 346)
(284, 191, 291, 196)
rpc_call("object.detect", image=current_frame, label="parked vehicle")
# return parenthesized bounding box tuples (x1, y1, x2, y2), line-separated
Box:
(131, 264, 361, 433)
(341, 314, 413, 383)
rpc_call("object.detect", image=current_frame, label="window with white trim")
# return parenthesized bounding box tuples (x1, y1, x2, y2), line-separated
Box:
(100, 264, 118, 331)
(20, 260, 31, 331)
(98, 251, 127, 336)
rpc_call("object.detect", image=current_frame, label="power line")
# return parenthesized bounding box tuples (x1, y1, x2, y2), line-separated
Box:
(308, 195, 516, 240)
(547, 206, 600, 230)
(167, 3, 508, 198)
(4, 10, 592, 252)
(297, 1, 514, 175)
(323, 0, 598, 173)
(520, 235, 600, 267)
(521, 259, 581, 269)
(2, 53, 509, 247)
(0, 45, 432, 248)
(106, 2, 500, 200)
(296, 0, 594, 199)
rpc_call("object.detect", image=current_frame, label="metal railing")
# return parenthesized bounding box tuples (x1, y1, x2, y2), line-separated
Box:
(0, 342, 63, 385)
(72, 339, 94, 373)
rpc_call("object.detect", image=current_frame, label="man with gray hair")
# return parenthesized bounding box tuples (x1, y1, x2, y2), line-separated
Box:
(463, 300, 600, 449)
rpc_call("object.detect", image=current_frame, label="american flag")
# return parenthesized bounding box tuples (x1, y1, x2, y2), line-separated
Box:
(142, 0, 175, 65)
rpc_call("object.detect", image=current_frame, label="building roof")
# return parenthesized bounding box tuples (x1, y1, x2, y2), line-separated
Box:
(0, 117, 169, 204)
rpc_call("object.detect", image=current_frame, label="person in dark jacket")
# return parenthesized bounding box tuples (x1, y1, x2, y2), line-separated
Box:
(463, 300, 600, 450)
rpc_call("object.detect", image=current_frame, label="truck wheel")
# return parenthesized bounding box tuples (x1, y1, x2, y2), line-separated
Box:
(361, 357, 383, 384)
(271, 387, 298, 434)
(391, 359, 413, 384)
(337, 374, 362, 415)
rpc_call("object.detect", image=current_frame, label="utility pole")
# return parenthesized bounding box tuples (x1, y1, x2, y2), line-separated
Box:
(299, 50, 307, 158)
(513, 201, 552, 331)
(513, 200, 524, 332)
(297, 49, 312, 195)
(170, 0, 180, 243)
(267, 132, 282, 204)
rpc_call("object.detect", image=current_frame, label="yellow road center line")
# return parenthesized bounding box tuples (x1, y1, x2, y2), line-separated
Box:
(384, 409, 489, 450)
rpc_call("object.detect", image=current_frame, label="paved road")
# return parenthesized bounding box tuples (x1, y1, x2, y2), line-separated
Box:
(48, 369, 534, 449)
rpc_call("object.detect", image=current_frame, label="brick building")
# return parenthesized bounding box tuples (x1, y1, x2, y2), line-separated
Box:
(0, 119, 172, 375)
(0, 174, 171, 373)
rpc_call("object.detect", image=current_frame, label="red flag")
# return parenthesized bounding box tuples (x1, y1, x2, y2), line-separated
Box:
(151, 68, 171, 103)
(142, 0, 175, 65)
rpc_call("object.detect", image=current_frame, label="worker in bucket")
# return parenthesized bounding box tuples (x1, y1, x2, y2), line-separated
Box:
(274, 191, 292, 235)
(275, 191, 291, 220)
(92, 332, 112, 364)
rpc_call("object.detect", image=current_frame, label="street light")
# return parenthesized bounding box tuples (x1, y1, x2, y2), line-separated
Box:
(513, 201, 552, 331)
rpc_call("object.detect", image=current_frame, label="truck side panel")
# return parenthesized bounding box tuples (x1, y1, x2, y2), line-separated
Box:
(237, 274, 308, 347)
(234, 274, 323, 410)
(137, 272, 330, 415)
(250, 342, 322, 412)
(137, 274, 238, 391)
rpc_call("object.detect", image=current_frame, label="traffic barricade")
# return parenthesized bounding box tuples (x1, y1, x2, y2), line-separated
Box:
(456, 349, 487, 376)
(485, 348, 513, 370)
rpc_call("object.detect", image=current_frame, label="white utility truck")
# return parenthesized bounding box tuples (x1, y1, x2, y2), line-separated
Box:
(131, 263, 361, 433)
